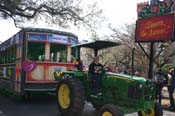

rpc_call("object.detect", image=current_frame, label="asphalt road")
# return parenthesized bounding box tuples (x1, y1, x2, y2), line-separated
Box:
(0, 94, 175, 116)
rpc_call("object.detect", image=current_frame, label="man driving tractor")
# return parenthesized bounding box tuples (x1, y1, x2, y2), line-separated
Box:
(88, 56, 104, 92)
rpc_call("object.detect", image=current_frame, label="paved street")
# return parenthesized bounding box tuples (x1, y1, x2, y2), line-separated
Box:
(0, 94, 175, 116)
(83, 102, 175, 116)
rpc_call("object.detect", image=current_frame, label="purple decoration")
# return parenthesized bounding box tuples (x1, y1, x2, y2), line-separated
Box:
(22, 61, 37, 72)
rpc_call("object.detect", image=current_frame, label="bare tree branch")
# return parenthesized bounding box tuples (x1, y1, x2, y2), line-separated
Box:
(0, 0, 103, 28)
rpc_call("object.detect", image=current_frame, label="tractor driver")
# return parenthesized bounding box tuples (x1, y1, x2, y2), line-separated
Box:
(88, 56, 104, 92)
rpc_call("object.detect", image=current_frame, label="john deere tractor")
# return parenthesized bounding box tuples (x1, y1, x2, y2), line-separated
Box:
(55, 40, 163, 116)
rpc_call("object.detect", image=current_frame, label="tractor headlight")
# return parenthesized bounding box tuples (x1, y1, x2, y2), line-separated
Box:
(137, 83, 143, 89)
(138, 83, 143, 89)
(150, 86, 154, 91)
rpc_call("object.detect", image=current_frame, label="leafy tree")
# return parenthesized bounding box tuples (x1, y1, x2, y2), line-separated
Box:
(108, 24, 142, 73)
(109, 23, 173, 77)
(0, 0, 103, 29)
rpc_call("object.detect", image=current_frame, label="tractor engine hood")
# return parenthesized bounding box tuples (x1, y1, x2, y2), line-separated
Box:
(105, 72, 147, 82)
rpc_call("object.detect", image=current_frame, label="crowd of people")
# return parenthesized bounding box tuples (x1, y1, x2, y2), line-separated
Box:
(155, 68, 175, 111)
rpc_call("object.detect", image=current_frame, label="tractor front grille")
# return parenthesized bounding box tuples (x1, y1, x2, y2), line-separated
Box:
(144, 80, 155, 101)
(128, 83, 142, 99)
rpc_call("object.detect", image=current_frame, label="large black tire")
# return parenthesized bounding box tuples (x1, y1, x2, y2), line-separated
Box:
(93, 103, 102, 111)
(56, 77, 85, 116)
(98, 104, 124, 116)
(138, 102, 163, 116)
(21, 91, 31, 101)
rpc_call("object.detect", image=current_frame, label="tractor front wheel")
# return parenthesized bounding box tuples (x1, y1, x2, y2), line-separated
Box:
(93, 103, 102, 111)
(138, 102, 163, 116)
(98, 104, 124, 116)
(56, 77, 85, 116)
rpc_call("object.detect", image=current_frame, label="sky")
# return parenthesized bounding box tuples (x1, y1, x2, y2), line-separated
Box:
(0, 0, 146, 42)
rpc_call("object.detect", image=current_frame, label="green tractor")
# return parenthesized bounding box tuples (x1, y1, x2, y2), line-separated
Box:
(55, 40, 163, 116)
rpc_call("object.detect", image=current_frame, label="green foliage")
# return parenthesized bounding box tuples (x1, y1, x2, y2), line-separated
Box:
(161, 65, 175, 72)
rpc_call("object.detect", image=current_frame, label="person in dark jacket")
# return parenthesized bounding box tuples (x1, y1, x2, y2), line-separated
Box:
(88, 56, 104, 91)
(167, 68, 175, 111)
(154, 69, 167, 104)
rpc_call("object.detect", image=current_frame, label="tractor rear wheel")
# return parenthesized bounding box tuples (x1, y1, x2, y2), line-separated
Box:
(138, 102, 163, 116)
(98, 104, 124, 116)
(56, 77, 85, 116)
